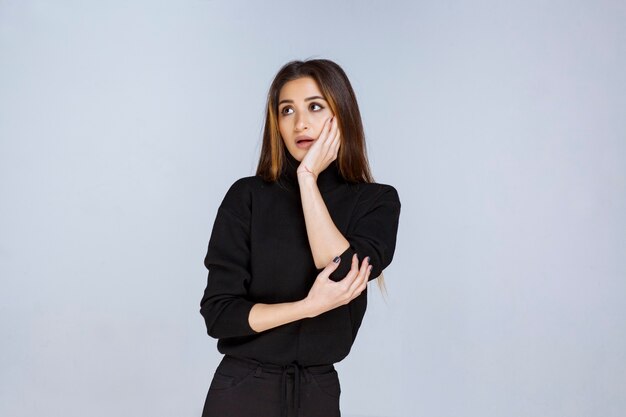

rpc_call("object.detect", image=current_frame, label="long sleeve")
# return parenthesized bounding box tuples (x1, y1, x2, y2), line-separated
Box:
(199, 179, 258, 339)
(328, 184, 401, 282)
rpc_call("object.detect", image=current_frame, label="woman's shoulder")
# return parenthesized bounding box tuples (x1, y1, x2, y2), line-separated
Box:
(226, 175, 263, 191)
(221, 175, 264, 201)
(351, 181, 400, 205)
(214, 176, 266, 221)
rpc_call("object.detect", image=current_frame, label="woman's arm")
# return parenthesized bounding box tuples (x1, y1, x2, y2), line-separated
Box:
(248, 254, 371, 333)
(200, 180, 257, 339)
(298, 175, 350, 268)
(296, 117, 401, 281)
(297, 116, 349, 268)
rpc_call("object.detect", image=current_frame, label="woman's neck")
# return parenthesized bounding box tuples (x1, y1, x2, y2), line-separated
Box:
(280, 150, 343, 192)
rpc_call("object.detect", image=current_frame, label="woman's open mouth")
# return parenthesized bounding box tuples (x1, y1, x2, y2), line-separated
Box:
(296, 136, 315, 149)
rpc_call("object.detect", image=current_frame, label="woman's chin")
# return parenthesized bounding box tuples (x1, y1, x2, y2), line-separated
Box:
(286, 149, 306, 162)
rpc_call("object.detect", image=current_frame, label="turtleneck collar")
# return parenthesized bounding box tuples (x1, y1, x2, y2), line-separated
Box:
(279, 150, 344, 192)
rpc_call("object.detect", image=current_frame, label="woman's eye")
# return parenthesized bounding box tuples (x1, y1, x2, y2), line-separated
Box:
(310, 103, 323, 111)
(281, 107, 293, 116)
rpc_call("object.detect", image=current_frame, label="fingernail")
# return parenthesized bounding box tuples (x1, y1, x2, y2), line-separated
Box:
(333, 256, 341, 263)
(366, 256, 370, 263)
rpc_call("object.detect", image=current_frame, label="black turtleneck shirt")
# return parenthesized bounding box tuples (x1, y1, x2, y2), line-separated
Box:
(199, 152, 401, 366)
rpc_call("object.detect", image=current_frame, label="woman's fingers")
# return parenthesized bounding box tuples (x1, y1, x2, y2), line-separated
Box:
(337, 253, 358, 286)
(308, 253, 374, 314)
(319, 254, 342, 278)
(320, 116, 339, 160)
(319, 117, 333, 145)
(331, 128, 341, 159)
(298, 116, 338, 176)
(348, 256, 370, 297)
(341, 254, 370, 302)
(326, 117, 340, 158)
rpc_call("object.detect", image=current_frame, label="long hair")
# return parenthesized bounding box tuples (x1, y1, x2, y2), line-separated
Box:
(256, 58, 387, 293)
(256, 59, 373, 183)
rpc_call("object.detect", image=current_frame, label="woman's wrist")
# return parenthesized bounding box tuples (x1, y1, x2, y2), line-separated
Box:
(298, 297, 320, 319)
(297, 172, 318, 189)
(296, 165, 317, 181)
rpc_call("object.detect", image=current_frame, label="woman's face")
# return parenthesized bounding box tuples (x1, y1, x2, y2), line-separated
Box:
(277, 76, 334, 161)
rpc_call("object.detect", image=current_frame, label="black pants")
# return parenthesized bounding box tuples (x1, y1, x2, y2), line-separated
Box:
(202, 355, 341, 417)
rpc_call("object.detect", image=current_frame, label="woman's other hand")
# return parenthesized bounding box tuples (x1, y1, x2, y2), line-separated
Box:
(302, 253, 371, 318)
(296, 116, 341, 180)
(248, 253, 368, 333)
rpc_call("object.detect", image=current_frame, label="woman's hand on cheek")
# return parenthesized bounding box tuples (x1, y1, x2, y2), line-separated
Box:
(297, 116, 341, 181)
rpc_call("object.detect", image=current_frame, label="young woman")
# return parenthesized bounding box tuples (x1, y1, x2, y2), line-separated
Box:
(199, 59, 401, 417)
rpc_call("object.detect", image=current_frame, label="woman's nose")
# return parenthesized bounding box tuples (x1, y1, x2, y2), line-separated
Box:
(294, 113, 309, 131)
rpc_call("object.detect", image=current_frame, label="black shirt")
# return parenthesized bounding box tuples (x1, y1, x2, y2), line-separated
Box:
(199, 152, 401, 366)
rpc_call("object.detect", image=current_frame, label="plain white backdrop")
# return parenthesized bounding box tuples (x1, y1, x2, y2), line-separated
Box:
(1, 1, 625, 416)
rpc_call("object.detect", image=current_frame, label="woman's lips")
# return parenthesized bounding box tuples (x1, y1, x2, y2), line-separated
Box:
(296, 139, 315, 149)
(295, 135, 315, 149)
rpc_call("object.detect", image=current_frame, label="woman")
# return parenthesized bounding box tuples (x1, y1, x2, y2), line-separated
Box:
(199, 59, 401, 417)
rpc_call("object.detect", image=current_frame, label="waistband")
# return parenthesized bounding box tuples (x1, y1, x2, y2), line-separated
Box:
(223, 354, 334, 374)
(222, 355, 335, 417)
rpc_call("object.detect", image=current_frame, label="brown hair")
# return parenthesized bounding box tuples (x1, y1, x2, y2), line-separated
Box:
(256, 59, 373, 183)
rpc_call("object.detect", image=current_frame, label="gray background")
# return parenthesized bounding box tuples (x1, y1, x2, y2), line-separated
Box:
(1, 1, 625, 416)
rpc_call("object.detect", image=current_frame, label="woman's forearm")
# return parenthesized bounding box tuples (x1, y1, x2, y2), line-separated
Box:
(298, 175, 350, 268)
(249, 300, 314, 333)
(248, 256, 366, 333)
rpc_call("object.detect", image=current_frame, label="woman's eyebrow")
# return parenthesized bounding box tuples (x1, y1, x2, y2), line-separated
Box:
(278, 96, 327, 105)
